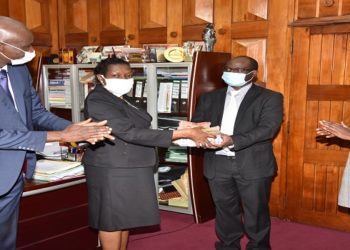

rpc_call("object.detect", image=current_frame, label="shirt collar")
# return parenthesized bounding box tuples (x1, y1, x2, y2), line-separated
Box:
(227, 83, 252, 97)
(1, 65, 8, 71)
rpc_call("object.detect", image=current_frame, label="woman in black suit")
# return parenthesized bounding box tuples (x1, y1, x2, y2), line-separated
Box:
(82, 58, 212, 250)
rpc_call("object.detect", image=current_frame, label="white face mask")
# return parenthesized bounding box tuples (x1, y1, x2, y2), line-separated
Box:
(222, 71, 253, 87)
(0, 41, 36, 65)
(102, 77, 134, 97)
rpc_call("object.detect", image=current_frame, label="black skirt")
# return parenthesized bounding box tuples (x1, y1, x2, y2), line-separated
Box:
(84, 165, 159, 231)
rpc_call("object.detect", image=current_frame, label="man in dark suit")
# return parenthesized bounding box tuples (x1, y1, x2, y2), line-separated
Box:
(0, 16, 113, 250)
(192, 56, 283, 250)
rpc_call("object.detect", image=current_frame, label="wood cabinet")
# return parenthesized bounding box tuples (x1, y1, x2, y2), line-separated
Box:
(17, 178, 97, 250)
(188, 51, 231, 222)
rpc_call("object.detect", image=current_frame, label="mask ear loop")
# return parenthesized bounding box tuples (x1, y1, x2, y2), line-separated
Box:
(245, 70, 256, 83)
(97, 74, 107, 85)
(0, 41, 27, 53)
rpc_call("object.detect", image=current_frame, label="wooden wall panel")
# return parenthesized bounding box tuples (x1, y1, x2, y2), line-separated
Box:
(167, 0, 182, 45)
(325, 166, 339, 213)
(58, 0, 89, 49)
(314, 165, 326, 211)
(302, 163, 315, 210)
(296, 0, 350, 19)
(67, 0, 88, 33)
(25, 0, 42, 31)
(319, 0, 339, 17)
(332, 34, 347, 85)
(342, 0, 350, 15)
(232, 0, 268, 21)
(214, 0, 232, 52)
(140, 0, 166, 29)
(101, 0, 124, 31)
(87, 0, 101, 46)
(8, 0, 26, 23)
(124, 0, 139, 47)
(183, 0, 213, 26)
(297, 0, 317, 19)
(138, 0, 166, 44)
(0, 0, 9, 16)
(100, 0, 125, 45)
(231, 39, 266, 82)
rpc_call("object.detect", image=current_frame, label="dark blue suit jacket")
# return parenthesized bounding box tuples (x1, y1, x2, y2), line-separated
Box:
(192, 84, 283, 180)
(0, 64, 71, 196)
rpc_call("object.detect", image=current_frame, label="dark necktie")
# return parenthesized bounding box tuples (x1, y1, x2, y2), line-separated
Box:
(0, 69, 14, 104)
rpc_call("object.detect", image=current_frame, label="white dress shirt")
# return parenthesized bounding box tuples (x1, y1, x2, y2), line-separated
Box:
(216, 83, 252, 156)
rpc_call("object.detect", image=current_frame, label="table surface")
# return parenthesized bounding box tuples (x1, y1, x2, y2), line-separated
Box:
(23, 176, 86, 196)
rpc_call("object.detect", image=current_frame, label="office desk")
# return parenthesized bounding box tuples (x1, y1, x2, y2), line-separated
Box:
(17, 177, 98, 250)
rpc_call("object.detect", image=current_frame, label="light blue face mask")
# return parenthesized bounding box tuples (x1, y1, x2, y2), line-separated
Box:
(222, 71, 253, 87)
(0, 41, 36, 65)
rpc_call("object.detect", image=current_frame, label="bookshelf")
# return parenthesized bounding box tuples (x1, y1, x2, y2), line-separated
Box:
(151, 62, 193, 214)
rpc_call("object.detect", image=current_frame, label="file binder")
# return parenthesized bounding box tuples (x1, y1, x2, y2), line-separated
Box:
(171, 80, 180, 112)
(180, 80, 189, 113)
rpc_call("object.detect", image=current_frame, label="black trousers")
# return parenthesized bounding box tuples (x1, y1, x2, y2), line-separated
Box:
(208, 156, 273, 250)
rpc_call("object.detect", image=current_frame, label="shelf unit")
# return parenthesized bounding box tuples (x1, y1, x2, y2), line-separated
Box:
(152, 62, 193, 214)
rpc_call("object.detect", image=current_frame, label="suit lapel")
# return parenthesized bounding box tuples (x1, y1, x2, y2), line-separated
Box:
(234, 84, 262, 130)
(7, 66, 27, 124)
(217, 88, 227, 126)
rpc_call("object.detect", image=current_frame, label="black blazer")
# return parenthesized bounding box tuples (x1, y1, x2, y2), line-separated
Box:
(192, 84, 283, 180)
(82, 84, 173, 169)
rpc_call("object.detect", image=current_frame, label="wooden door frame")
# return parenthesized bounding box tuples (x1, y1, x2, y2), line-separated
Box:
(286, 21, 350, 231)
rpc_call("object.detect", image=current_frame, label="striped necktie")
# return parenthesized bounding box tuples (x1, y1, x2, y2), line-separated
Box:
(0, 69, 14, 105)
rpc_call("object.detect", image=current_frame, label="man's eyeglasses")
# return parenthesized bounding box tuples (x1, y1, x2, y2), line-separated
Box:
(224, 67, 252, 73)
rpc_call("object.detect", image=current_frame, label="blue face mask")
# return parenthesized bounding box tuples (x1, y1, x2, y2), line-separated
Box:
(222, 71, 253, 87)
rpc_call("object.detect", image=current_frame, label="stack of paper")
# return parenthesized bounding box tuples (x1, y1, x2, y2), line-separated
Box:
(37, 142, 67, 160)
(33, 160, 84, 182)
(165, 148, 187, 163)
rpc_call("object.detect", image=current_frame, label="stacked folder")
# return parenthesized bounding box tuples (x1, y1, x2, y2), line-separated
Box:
(158, 165, 189, 208)
(33, 159, 84, 182)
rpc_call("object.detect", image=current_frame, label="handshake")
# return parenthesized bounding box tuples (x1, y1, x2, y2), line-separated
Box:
(173, 121, 233, 149)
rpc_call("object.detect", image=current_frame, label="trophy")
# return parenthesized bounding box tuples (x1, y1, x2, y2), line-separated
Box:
(202, 23, 216, 52)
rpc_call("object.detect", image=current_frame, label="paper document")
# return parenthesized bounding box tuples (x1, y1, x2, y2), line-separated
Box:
(33, 165, 84, 182)
(35, 160, 82, 174)
(37, 142, 68, 159)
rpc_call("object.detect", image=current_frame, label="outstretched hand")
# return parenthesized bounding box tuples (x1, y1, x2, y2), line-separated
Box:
(316, 120, 350, 140)
(186, 126, 216, 148)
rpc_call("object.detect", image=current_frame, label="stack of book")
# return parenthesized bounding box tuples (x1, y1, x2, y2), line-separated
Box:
(33, 159, 84, 182)
(48, 78, 71, 108)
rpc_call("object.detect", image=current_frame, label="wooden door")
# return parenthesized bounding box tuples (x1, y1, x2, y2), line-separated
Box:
(287, 23, 350, 231)
(188, 51, 231, 223)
